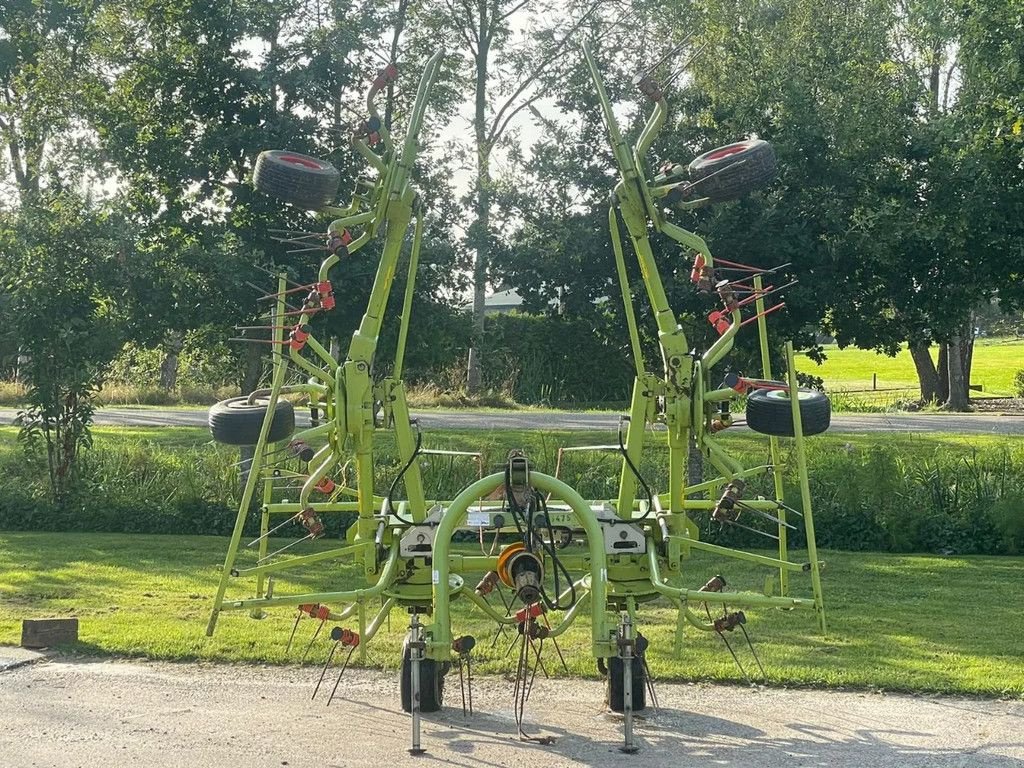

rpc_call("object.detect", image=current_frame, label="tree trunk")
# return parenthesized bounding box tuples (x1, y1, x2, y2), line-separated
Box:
(946, 334, 969, 410)
(936, 344, 949, 403)
(908, 341, 939, 403)
(159, 331, 184, 391)
(241, 343, 264, 395)
(466, 25, 491, 395)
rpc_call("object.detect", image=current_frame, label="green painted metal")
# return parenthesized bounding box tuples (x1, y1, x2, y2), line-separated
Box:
(205, 42, 831, 707)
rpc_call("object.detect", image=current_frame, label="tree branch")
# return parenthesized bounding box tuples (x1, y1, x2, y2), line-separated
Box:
(485, 0, 600, 148)
(498, 0, 534, 23)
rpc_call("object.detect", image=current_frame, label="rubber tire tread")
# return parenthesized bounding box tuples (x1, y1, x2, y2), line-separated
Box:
(745, 388, 831, 437)
(208, 397, 296, 446)
(687, 139, 776, 203)
(607, 655, 647, 713)
(253, 150, 340, 210)
(400, 644, 445, 713)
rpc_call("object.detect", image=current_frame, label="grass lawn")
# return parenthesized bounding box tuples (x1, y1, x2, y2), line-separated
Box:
(1, 531, 1021, 698)
(798, 337, 1024, 397)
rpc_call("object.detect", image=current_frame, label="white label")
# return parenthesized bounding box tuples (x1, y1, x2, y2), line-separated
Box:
(432, 569, 440, 584)
(601, 568, 608, 582)
(467, 511, 490, 528)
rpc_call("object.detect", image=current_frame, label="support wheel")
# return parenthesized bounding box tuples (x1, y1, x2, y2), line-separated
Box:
(607, 656, 647, 713)
(208, 397, 296, 445)
(746, 388, 831, 437)
(253, 150, 340, 210)
(688, 139, 776, 203)
(399, 643, 445, 713)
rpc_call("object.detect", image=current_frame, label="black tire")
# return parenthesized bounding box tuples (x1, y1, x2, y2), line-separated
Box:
(253, 149, 340, 210)
(687, 139, 776, 203)
(746, 388, 831, 437)
(607, 655, 647, 713)
(399, 643, 445, 713)
(208, 397, 296, 446)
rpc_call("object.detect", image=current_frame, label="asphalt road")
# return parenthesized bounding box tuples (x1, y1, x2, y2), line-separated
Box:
(1, 407, 1022, 434)
(1, 658, 1021, 768)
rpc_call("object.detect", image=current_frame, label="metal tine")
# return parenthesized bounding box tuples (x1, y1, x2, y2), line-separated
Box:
(258, 532, 315, 562)
(326, 644, 358, 705)
(640, 33, 695, 78)
(267, 228, 328, 239)
(257, 282, 317, 300)
(775, 500, 804, 517)
(735, 280, 799, 307)
(739, 623, 767, 679)
(664, 41, 709, 88)
(287, 246, 330, 255)
(285, 609, 304, 654)
(228, 337, 288, 345)
(246, 513, 300, 547)
(735, 500, 798, 530)
(718, 630, 752, 684)
(301, 618, 326, 661)
(722, 518, 779, 541)
(252, 262, 302, 286)
(312, 638, 340, 698)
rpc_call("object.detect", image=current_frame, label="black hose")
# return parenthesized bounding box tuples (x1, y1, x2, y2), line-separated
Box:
(382, 428, 423, 525)
(618, 417, 653, 520)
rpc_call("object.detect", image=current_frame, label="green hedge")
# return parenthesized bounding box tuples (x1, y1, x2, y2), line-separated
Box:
(0, 430, 1022, 556)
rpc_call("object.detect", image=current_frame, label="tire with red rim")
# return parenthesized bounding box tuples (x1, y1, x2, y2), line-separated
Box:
(687, 139, 776, 203)
(253, 150, 340, 210)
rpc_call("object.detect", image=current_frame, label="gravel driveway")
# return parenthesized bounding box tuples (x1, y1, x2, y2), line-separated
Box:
(2, 658, 1021, 767)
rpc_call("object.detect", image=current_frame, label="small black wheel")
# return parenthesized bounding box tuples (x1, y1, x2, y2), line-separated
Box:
(607, 655, 647, 713)
(399, 643, 445, 713)
(253, 149, 340, 210)
(746, 387, 831, 437)
(687, 139, 776, 203)
(208, 397, 296, 446)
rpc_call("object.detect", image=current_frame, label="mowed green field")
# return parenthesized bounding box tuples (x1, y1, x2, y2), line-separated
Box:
(797, 337, 1024, 396)
(1, 531, 1022, 698)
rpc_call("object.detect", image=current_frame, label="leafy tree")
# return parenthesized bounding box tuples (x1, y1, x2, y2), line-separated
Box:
(0, 192, 155, 499)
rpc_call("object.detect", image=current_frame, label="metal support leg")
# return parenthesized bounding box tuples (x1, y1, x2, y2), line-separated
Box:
(619, 613, 639, 754)
(408, 613, 426, 756)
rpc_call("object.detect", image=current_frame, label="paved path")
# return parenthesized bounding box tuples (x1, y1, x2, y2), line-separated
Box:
(1, 407, 1022, 434)
(1, 658, 1021, 767)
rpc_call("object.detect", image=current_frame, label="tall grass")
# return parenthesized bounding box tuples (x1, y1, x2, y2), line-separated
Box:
(0, 427, 1021, 555)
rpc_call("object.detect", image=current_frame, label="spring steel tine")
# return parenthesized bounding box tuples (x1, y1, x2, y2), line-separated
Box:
(739, 303, 785, 328)
(258, 533, 314, 562)
(326, 645, 357, 705)
(247, 513, 300, 547)
(664, 42, 709, 88)
(251, 263, 300, 284)
(467, 656, 473, 715)
(643, 657, 659, 710)
(540, 612, 569, 674)
(735, 500, 798, 530)
(228, 337, 288, 345)
(525, 637, 544, 703)
(312, 639, 340, 698)
(301, 618, 326, 661)
(285, 609, 303, 655)
(641, 33, 694, 78)
(718, 631, 752, 684)
(775, 500, 804, 517)
(287, 246, 330, 255)
(723, 519, 780, 541)
(458, 658, 468, 717)
(739, 623, 767, 679)
(258, 282, 317, 300)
